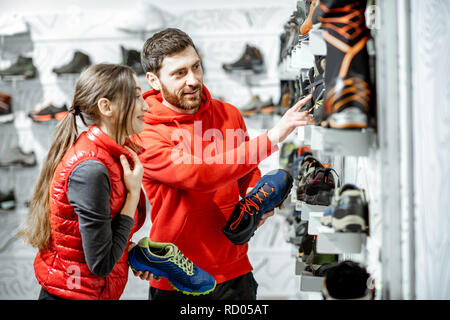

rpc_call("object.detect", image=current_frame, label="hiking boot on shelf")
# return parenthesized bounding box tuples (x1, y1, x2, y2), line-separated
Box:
(298, 167, 338, 206)
(0, 190, 16, 211)
(128, 237, 216, 295)
(28, 103, 68, 122)
(291, 146, 312, 179)
(296, 156, 323, 202)
(52, 51, 92, 76)
(321, 260, 374, 300)
(328, 184, 369, 233)
(222, 44, 265, 74)
(222, 169, 293, 245)
(281, 1, 309, 59)
(314, 0, 372, 129)
(0, 56, 37, 79)
(0, 146, 36, 167)
(238, 95, 275, 117)
(0, 92, 14, 123)
(120, 45, 144, 75)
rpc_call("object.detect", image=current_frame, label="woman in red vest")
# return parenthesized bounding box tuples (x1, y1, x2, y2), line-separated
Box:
(17, 64, 152, 299)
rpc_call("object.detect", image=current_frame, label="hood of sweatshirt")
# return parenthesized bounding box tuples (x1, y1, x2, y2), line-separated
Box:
(142, 84, 213, 125)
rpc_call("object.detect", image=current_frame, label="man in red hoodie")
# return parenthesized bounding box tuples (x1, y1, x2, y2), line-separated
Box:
(135, 28, 313, 300)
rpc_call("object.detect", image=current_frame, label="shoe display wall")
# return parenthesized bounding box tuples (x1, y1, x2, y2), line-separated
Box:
(277, 0, 380, 300)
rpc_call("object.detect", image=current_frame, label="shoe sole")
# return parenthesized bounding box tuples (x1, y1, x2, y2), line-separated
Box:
(30, 111, 68, 122)
(241, 109, 258, 116)
(223, 65, 265, 74)
(0, 113, 14, 123)
(54, 111, 68, 120)
(232, 170, 294, 245)
(327, 107, 368, 129)
(0, 71, 36, 80)
(0, 200, 15, 210)
(0, 159, 36, 167)
(128, 248, 216, 296)
(332, 215, 367, 232)
(31, 114, 52, 122)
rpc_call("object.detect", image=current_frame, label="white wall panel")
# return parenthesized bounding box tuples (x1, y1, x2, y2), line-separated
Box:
(411, 0, 450, 300)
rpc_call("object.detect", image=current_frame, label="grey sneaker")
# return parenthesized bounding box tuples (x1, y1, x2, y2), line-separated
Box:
(0, 146, 37, 167)
(0, 56, 37, 79)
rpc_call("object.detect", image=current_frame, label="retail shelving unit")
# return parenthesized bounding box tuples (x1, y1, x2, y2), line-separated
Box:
(278, 4, 377, 298)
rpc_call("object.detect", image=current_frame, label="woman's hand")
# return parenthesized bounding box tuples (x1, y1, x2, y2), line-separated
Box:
(268, 94, 315, 145)
(120, 146, 144, 196)
(128, 242, 154, 281)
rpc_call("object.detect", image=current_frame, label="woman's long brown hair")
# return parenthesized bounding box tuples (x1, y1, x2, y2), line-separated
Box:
(16, 64, 138, 249)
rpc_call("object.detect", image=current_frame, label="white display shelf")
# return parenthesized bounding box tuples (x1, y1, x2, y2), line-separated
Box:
(316, 226, 366, 254)
(296, 201, 327, 221)
(299, 271, 324, 292)
(295, 258, 307, 275)
(309, 27, 327, 56)
(296, 125, 313, 146)
(310, 126, 376, 157)
(307, 212, 323, 235)
(290, 42, 314, 70)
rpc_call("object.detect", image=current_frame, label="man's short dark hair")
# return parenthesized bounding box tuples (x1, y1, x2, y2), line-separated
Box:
(141, 28, 198, 75)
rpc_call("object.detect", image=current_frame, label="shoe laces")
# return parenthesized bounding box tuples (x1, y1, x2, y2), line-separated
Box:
(170, 249, 194, 276)
(229, 183, 274, 231)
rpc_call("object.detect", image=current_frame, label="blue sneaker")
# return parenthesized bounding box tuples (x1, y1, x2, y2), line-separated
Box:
(222, 169, 293, 245)
(128, 237, 216, 295)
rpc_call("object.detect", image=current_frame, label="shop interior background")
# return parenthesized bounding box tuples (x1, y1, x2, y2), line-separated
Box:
(1, 0, 449, 300)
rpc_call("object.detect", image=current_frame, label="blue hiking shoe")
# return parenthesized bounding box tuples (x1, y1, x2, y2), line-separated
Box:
(128, 237, 216, 295)
(222, 169, 293, 245)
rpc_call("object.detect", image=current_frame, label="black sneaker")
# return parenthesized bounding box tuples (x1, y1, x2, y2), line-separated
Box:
(222, 169, 293, 245)
(0, 190, 16, 210)
(322, 260, 373, 300)
(52, 51, 92, 75)
(222, 44, 265, 74)
(0, 92, 14, 123)
(296, 156, 324, 203)
(28, 103, 68, 122)
(0, 146, 37, 167)
(120, 45, 144, 75)
(300, 167, 338, 206)
(0, 56, 37, 79)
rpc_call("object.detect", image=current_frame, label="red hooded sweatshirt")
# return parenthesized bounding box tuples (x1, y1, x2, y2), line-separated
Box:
(133, 85, 278, 291)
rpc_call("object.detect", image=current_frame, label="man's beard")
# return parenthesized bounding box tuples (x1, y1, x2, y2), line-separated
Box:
(160, 83, 202, 111)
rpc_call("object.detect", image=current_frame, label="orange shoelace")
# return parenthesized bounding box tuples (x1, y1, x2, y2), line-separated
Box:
(229, 183, 274, 231)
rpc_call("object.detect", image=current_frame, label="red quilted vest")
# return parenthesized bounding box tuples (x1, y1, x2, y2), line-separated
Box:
(34, 125, 146, 300)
